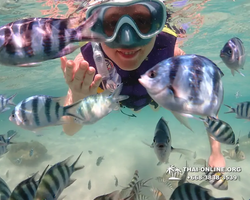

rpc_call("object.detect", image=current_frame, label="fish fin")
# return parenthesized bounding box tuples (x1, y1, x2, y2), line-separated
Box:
(172, 147, 196, 159)
(224, 104, 235, 114)
(157, 162, 162, 166)
(107, 190, 120, 199)
(50, 96, 66, 104)
(38, 164, 50, 184)
(141, 140, 153, 148)
(74, 9, 106, 43)
(58, 195, 67, 200)
(199, 180, 209, 187)
(0, 107, 10, 113)
(110, 83, 129, 110)
(235, 69, 245, 77)
(71, 152, 84, 172)
(67, 179, 76, 187)
(230, 69, 235, 76)
(49, 96, 66, 106)
(7, 93, 17, 106)
(32, 129, 47, 136)
(171, 111, 194, 132)
(7, 132, 17, 143)
(17, 62, 42, 67)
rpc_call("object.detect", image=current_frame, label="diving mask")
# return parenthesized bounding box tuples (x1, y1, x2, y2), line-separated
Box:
(86, 0, 167, 48)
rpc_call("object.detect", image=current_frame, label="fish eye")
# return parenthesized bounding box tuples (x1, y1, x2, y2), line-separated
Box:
(147, 70, 157, 78)
(228, 49, 232, 54)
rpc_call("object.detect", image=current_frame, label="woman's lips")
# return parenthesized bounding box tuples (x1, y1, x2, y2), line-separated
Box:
(117, 49, 140, 59)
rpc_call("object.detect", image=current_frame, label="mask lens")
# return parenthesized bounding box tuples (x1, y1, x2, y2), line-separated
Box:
(103, 4, 152, 37)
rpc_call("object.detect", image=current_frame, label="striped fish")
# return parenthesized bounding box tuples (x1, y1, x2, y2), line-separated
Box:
(220, 37, 245, 77)
(151, 188, 166, 200)
(0, 8, 105, 67)
(75, 83, 128, 125)
(0, 177, 11, 200)
(0, 131, 17, 156)
(9, 166, 48, 200)
(139, 54, 224, 131)
(35, 152, 84, 200)
(201, 161, 228, 191)
(126, 179, 151, 200)
(118, 170, 139, 200)
(204, 171, 228, 190)
(0, 94, 16, 113)
(170, 183, 233, 200)
(202, 116, 235, 145)
(9, 95, 83, 132)
(225, 102, 250, 120)
(222, 148, 245, 161)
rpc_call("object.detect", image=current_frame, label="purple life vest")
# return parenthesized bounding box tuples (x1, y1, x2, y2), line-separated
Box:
(81, 32, 176, 111)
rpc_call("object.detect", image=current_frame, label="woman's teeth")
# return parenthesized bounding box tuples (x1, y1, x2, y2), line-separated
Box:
(122, 51, 136, 55)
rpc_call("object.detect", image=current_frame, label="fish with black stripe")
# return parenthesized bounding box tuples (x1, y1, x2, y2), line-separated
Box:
(222, 136, 245, 161)
(0, 93, 16, 113)
(170, 183, 233, 200)
(35, 152, 84, 200)
(224, 102, 250, 120)
(0, 7, 105, 67)
(200, 161, 228, 191)
(9, 95, 83, 133)
(75, 83, 128, 125)
(201, 116, 235, 145)
(151, 187, 166, 200)
(0, 177, 11, 200)
(118, 170, 139, 200)
(9, 166, 49, 200)
(139, 55, 224, 131)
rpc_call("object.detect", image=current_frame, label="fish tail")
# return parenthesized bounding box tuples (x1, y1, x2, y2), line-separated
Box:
(71, 152, 85, 172)
(7, 93, 17, 106)
(224, 104, 235, 114)
(63, 100, 83, 120)
(111, 83, 129, 103)
(8, 131, 17, 144)
(75, 9, 106, 43)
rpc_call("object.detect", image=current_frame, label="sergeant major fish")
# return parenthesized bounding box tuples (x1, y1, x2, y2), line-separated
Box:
(170, 183, 233, 200)
(9, 167, 48, 200)
(224, 101, 250, 120)
(201, 116, 235, 145)
(35, 153, 84, 200)
(0, 94, 16, 113)
(220, 37, 246, 77)
(0, 9, 105, 67)
(139, 55, 224, 131)
(0, 177, 11, 200)
(9, 95, 83, 133)
(142, 117, 196, 166)
(75, 83, 129, 124)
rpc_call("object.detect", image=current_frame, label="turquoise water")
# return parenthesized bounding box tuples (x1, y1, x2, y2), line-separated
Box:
(0, 0, 250, 199)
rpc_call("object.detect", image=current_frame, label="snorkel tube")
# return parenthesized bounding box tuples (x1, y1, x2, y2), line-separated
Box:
(91, 42, 121, 93)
